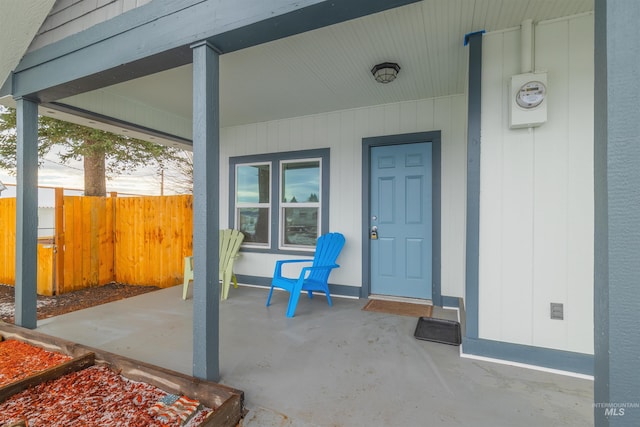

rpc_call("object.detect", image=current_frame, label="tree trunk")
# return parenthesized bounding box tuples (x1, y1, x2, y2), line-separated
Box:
(83, 140, 106, 196)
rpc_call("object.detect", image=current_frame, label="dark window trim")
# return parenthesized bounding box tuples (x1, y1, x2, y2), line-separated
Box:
(229, 148, 330, 255)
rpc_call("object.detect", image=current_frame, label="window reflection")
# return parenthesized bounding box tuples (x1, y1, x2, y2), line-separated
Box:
(238, 208, 269, 244)
(237, 164, 270, 203)
(281, 160, 321, 248)
(283, 207, 318, 246)
(282, 161, 320, 203)
(236, 164, 270, 245)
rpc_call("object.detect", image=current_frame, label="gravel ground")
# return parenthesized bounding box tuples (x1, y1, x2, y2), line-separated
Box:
(0, 283, 159, 324)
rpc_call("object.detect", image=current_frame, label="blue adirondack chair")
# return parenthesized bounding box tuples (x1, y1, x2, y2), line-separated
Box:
(266, 232, 345, 317)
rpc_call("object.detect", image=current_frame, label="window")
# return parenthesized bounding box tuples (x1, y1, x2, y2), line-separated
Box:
(230, 149, 329, 253)
(280, 160, 321, 248)
(236, 163, 271, 246)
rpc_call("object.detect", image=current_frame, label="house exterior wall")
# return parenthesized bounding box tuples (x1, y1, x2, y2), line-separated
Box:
(222, 94, 467, 299)
(479, 13, 594, 355)
(38, 207, 56, 238)
(28, 0, 152, 52)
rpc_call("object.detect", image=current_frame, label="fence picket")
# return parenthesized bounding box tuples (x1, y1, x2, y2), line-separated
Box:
(37, 244, 54, 295)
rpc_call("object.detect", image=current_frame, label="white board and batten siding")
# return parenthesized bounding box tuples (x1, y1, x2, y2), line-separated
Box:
(479, 13, 594, 355)
(222, 95, 468, 300)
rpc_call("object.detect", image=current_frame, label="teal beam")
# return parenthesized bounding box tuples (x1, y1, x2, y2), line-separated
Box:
(14, 97, 39, 329)
(191, 40, 220, 381)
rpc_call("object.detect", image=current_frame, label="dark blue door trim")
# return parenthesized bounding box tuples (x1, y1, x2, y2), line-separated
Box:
(361, 131, 441, 305)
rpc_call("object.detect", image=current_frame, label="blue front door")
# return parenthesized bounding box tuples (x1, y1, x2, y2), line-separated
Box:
(370, 143, 432, 299)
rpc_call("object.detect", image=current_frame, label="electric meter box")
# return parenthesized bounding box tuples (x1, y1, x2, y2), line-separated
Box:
(509, 72, 547, 129)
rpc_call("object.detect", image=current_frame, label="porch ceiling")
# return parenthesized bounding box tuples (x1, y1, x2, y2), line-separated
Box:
(7, 0, 594, 148)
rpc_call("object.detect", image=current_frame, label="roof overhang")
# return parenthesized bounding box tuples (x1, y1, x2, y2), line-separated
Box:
(0, 0, 56, 97)
(8, 0, 421, 103)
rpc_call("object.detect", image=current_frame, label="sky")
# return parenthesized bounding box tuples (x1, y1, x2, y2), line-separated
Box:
(0, 105, 191, 204)
(0, 148, 188, 206)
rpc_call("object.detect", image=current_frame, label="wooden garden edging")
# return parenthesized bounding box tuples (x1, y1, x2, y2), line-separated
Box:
(0, 352, 95, 405)
(0, 321, 244, 427)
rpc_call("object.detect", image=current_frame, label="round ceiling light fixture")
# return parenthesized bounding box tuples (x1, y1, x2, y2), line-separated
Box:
(371, 62, 401, 84)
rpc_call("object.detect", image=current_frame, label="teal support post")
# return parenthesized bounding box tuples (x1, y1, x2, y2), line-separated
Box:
(594, 0, 640, 425)
(14, 97, 39, 329)
(464, 31, 483, 339)
(191, 40, 220, 381)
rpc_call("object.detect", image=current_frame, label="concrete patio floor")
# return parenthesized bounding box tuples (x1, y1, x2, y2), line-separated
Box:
(36, 285, 593, 426)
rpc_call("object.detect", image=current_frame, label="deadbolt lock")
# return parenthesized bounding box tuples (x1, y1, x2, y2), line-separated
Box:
(370, 226, 378, 240)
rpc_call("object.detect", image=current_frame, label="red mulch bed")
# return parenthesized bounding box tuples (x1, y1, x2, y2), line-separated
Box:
(0, 340, 213, 427)
(0, 284, 221, 426)
(0, 365, 212, 427)
(0, 339, 72, 387)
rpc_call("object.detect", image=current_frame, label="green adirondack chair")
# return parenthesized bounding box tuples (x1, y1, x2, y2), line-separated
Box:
(182, 229, 245, 300)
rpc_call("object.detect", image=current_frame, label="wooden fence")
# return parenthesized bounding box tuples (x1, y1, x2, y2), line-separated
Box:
(0, 193, 193, 295)
(60, 196, 115, 293)
(0, 198, 16, 285)
(0, 198, 54, 295)
(114, 195, 193, 287)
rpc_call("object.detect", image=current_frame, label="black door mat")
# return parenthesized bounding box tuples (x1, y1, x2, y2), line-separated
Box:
(414, 317, 461, 346)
